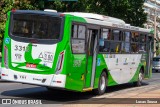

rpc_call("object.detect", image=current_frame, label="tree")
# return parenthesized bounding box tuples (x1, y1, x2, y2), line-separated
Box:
(46, 0, 147, 27)
(44, 0, 88, 12)
(87, 0, 147, 27)
(0, 0, 147, 52)
(0, 0, 13, 51)
(125, 0, 147, 27)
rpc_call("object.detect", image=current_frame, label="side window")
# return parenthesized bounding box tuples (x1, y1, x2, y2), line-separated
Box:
(139, 44, 146, 52)
(110, 42, 121, 53)
(131, 43, 139, 53)
(71, 24, 86, 53)
(139, 34, 146, 43)
(101, 28, 111, 40)
(139, 34, 146, 52)
(72, 25, 78, 38)
(112, 30, 122, 41)
(131, 32, 139, 53)
(121, 31, 131, 53)
(111, 30, 122, 53)
(78, 25, 85, 39)
(99, 28, 111, 52)
(99, 29, 122, 53)
(131, 32, 139, 42)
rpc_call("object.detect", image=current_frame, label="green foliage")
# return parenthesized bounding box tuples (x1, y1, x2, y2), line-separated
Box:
(156, 49, 160, 56)
(124, 0, 147, 27)
(0, 0, 13, 51)
(45, 0, 147, 27)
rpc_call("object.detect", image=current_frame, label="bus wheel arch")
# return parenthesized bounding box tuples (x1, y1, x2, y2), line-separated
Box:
(140, 66, 144, 74)
(134, 66, 144, 86)
(93, 69, 108, 95)
(102, 68, 109, 86)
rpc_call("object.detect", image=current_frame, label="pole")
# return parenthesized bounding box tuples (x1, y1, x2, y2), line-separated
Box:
(154, 0, 157, 57)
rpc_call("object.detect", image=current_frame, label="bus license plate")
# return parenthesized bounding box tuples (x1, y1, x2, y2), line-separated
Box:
(26, 64, 37, 68)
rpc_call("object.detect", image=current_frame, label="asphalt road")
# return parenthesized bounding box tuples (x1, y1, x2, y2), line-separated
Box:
(0, 71, 160, 106)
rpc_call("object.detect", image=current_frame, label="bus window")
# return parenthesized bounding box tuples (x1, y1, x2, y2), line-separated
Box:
(101, 28, 111, 40)
(72, 25, 78, 38)
(100, 41, 121, 53)
(110, 42, 121, 53)
(72, 25, 85, 39)
(100, 41, 110, 52)
(124, 32, 131, 42)
(71, 24, 86, 53)
(121, 31, 131, 53)
(100, 29, 122, 53)
(131, 43, 139, 53)
(78, 25, 85, 39)
(139, 34, 146, 43)
(139, 44, 146, 52)
(13, 21, 32, 37)
(112, 30, 122, 41)
(11, 13, 61, 40)
(139, 34, 146, 52)
(99, 28, 111, 52)
(33, 22, 48, 39)
(131, 32, 139, 42)
(72, 40, 85, 53)
(99, 37, 104, 52)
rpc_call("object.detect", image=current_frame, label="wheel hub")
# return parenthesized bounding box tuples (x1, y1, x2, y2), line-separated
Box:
(100, 76, 105, 91)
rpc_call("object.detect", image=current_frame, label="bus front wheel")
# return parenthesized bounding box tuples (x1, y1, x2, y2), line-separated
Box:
(93, 72, 107, 95)
(134, 69, 144, 86)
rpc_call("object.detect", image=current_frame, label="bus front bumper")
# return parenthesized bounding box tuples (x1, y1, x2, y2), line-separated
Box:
(1, 68, 66, 88)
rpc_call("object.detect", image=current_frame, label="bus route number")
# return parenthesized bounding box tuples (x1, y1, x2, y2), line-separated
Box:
(39, 52, 53, 63)
(14, 45, 26, 51)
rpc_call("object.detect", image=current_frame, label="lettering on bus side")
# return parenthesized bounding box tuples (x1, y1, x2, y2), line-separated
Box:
(123, 58, 128, 65)
(14, 45, 27, 51)
(19, 75, 27, 79)
(73, 60, 82, 67)
(97, 58, 101, 66)
(15, 53, 22, 61)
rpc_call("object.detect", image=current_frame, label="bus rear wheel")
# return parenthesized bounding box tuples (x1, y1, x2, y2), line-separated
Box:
(134, 69, 144, 86)
(93, 72, 107, 95)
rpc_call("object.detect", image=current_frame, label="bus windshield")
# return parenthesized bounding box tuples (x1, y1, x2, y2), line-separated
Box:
(10, 13, 62, 40)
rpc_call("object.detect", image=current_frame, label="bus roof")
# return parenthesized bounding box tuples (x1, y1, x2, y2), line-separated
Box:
(64, 12, 150, 33)
(64, 12, 125, 24)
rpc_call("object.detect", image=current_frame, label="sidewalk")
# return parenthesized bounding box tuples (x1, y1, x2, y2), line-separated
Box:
(63, 84, 160, 107)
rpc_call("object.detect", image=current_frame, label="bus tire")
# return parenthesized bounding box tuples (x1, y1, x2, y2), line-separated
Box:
(134, 69, 144, 86)
(93, 72, 107, 95)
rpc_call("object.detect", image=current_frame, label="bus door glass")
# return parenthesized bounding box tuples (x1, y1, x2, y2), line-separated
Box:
(85, 27, 99, 88)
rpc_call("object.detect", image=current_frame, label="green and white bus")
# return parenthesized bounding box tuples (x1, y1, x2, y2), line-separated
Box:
(1, 10, 153, 95)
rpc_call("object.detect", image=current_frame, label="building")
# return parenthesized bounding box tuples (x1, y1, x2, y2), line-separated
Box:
(144, 0, 160, 55)
(144, 0, 160, 39)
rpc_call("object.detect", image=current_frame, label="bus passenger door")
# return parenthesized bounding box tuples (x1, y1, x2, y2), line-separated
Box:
(145, 36, 153, 78)
(84, 27, 99, 89)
